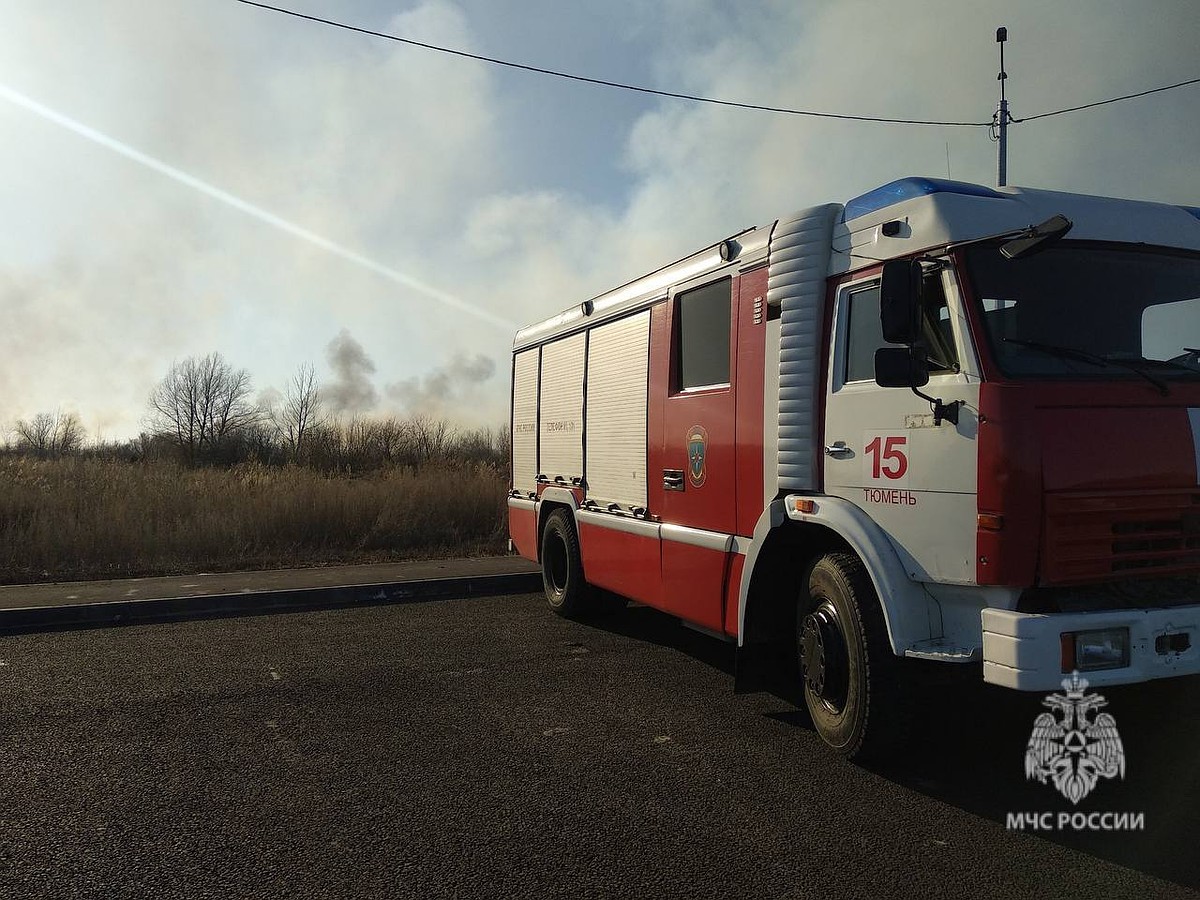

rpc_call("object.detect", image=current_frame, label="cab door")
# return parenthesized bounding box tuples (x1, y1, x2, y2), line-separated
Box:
(822, 265, 980, 584)
(657, 275, 738, 631)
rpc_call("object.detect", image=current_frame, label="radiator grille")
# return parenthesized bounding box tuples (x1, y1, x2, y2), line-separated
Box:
(1043, 490, 1200, 583)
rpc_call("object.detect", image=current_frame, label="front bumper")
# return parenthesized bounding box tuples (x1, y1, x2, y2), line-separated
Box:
(982, 604, 1200, 691)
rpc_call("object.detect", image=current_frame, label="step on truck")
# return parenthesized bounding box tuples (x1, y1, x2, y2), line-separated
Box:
(507, 176, 1200, 758)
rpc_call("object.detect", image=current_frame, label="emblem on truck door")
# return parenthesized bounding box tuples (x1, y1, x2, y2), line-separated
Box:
(687, 425, 708, 488)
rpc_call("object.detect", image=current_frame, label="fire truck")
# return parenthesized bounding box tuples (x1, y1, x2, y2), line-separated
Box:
(507, 176, 1200, 757)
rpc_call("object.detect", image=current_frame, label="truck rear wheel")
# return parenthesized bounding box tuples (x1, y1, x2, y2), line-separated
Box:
(540, 509, 592, 617)
(798, 553, 905, 760)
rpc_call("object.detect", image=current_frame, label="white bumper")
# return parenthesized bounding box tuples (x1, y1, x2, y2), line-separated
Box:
(982, 605, 1200, 691)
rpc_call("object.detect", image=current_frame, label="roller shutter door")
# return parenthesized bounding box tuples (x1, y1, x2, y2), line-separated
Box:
(585, 311, 650, 508)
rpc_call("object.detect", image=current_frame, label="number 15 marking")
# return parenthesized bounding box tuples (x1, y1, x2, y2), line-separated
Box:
(865, 434, 909, 482)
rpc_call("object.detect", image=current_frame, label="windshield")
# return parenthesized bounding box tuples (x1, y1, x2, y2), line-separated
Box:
(965, 243, 1200, 379)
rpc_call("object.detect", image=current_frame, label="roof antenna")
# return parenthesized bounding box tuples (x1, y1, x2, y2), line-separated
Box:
(993, 26, 1011, 187)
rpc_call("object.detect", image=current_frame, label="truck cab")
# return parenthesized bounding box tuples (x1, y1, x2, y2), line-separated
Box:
(816, 182, 1200, 692)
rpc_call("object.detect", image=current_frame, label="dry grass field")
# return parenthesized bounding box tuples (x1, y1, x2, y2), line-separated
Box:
(0, 456, 508, 584)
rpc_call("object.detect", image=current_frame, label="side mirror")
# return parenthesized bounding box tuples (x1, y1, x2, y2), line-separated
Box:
(880, 259, 923, 344)
(874, 347, 929, 388)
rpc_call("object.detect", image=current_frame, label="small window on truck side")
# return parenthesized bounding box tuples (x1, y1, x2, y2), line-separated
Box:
(676, 278, 731, 390)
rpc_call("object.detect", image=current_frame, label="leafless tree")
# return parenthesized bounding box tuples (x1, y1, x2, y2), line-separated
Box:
(14, 410, 85, 457)
(15, 414, 55, 455)
(410, 414, 452, 465)
(453, 426, 496, 465)
(370, 417, 412, 464)
(146, 353, 261, 462)
(270, 363, 325, 460)
(495, 423, 511, 466)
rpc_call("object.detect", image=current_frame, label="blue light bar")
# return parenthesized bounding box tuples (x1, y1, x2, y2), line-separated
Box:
(843, 177, 1004, 222)
(1180, 206, 1200, 222)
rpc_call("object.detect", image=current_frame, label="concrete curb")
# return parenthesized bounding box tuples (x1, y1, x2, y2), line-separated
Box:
(0, 571, 544, 635)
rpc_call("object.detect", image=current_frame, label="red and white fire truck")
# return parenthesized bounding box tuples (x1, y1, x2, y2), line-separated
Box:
(507, 176, 1200, 757)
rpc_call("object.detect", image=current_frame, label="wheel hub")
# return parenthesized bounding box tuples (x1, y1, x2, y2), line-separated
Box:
(801, 601, 849, 711)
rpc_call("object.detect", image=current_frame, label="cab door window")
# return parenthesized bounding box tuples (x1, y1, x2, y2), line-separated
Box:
(844, 284, 887, 383)
(843, 268, 959, 383)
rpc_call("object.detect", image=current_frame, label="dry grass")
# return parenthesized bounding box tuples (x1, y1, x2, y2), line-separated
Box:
(0, 457, 508, 583)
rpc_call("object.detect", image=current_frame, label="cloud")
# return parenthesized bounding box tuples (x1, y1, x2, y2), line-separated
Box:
(0, 0, 1196, 441)
(0, 0, 507, 437)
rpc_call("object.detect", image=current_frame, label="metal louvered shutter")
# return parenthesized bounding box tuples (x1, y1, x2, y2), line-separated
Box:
(539, 332, 586, 483)
(510, 348, 539, 494)
(585, 311, 650, 508)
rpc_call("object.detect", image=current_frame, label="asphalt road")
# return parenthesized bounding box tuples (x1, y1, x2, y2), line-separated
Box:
(0, 592, 1196, 899)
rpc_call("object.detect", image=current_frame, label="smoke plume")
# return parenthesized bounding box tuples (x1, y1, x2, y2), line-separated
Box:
(387, 353, 496, 415)
(324, 329, 378, 414)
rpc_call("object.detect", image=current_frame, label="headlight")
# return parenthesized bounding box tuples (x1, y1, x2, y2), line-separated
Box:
(1061, 628, 1130, 673)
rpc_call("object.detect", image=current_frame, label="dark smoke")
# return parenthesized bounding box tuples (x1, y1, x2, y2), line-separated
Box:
(387, 352, 496, 414)
(324, 329, 378, 414)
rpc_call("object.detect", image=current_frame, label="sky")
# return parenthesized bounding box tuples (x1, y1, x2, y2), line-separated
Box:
(1, 0, 1197, 442)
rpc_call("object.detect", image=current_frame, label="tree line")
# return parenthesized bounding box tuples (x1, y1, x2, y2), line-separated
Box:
(7, 352, 509, 472)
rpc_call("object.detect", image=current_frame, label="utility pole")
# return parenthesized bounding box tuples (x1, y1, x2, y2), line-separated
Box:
(995, 26, 1010, 187)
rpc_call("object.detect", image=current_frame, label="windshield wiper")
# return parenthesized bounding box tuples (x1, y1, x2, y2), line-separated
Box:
(1002, 338, 1169, 396)
(1003, 338, 1104, 366)
(1106, 355, 1200, 377)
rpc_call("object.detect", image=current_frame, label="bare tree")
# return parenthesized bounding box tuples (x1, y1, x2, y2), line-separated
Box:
(341, 416, 370, 462)
(317, 415, 422, 471)
(410, 414, 452, 465)
(147, 353, 261, 462)
(495, 422, 511, 467)
(58, 413, 84, 455)
(370, 417, 412, 465)
(270, 363, 325, 460)
(14, 414, 54, 455)
(14, 410, 85, 457)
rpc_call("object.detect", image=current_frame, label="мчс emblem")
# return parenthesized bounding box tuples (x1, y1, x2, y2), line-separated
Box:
(1024, 671, 1125, 805)
(687, 425, 708, 488)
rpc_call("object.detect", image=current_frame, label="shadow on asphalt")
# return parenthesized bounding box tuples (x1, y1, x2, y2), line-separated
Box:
(579, 599, 739, 676)
(874, 673, 1200, 891)
(580, 600, 1200, 891)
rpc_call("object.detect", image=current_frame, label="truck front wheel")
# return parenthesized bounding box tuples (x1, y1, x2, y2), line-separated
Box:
(798, 552, 905, 760)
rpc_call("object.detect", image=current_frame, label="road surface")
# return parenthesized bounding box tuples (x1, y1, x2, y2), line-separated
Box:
(0, 591, 1195, 898)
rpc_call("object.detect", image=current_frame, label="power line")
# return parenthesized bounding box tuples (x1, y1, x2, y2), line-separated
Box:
(234, 1, 1199, 131)
(232, 0, 990, 127)
(1013, 76, 1200, 122)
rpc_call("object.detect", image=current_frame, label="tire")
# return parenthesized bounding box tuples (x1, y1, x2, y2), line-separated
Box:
(540, 509, 593, 617)
(797, 552, 907, 760)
